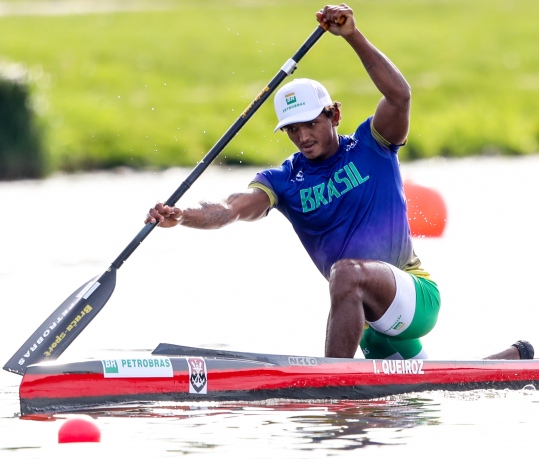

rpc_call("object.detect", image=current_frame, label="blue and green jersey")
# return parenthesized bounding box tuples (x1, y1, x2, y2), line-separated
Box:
(249, 117, 426, 280)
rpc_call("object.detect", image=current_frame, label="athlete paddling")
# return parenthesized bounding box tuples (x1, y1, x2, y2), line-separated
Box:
(146, 4, 533, 361)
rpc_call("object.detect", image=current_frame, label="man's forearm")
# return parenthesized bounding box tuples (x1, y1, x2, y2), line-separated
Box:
(178, 189, 270, 229)
(180, 201, 236, 229)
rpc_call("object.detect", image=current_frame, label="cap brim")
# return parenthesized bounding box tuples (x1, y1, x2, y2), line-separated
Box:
(274, 107, 325, 132)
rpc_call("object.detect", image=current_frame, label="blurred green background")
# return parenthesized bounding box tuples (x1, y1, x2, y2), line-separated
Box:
(0, 0, 537, 177)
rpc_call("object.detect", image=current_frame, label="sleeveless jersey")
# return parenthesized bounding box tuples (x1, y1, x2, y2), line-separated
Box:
(249, 117, 423, 280)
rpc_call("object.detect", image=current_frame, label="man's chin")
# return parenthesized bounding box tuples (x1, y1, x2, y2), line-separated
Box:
(300, 147, 318, 159)
(303, 151, 326, 162)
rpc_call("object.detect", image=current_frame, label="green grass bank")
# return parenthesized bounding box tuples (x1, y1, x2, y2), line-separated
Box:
(0, 0, 538, 173)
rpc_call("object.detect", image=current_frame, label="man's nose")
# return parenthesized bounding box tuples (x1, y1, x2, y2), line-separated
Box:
(297, 126, 309, 141)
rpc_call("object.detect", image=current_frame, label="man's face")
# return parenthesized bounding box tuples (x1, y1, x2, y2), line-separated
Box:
(281, 111, 340, 161)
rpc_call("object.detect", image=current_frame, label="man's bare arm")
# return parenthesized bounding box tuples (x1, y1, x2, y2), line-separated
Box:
(145, 187, 271, 229)
(317, 4, 411, 145)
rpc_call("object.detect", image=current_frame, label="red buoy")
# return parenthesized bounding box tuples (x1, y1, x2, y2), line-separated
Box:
(404, 180, 447, 237)
(58, 417, 101, 443)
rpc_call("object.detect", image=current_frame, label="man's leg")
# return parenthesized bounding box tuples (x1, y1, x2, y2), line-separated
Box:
(325, 259, 396, 358)
(484, 340, 534, 360)
(361, 326, 426, 360)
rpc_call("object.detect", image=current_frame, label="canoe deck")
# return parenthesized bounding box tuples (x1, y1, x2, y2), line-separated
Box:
(18, 343, 539, 415)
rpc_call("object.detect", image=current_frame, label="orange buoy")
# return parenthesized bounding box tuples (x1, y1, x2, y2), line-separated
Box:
(58, 417, 101, 443)
(404, 180, 447, 237)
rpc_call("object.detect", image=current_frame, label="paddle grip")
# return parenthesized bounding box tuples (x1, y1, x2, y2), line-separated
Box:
(320, 15, 347, 31)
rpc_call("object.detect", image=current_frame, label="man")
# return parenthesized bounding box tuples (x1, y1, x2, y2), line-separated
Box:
(146, 4, 532, 361)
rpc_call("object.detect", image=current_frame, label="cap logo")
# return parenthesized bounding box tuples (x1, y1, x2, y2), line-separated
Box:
(273, 79, 331, 130)
(282, 90, 306, 114)
(285, 92, 297, 105)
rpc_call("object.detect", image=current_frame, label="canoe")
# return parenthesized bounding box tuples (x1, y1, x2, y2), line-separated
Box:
(19, 343, 539, 415)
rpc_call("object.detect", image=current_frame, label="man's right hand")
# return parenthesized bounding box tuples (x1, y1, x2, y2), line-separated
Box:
(145, 203, 183, 228)
(316, 4, 356, 38)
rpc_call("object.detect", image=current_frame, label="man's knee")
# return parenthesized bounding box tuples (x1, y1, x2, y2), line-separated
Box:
(329, 259, 396, 320)
(329, 259, 378, 289)
(330, 259, 363, 291)
(328, 259, 377, 307)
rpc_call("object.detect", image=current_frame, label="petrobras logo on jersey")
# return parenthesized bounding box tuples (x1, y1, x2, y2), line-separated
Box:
(299, 161, 369, 213)
(102, 358, 173, 378)
(382, 314, 410, 336)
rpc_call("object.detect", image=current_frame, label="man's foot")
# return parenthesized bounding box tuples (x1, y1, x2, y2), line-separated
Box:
(484, 340, 534, 360)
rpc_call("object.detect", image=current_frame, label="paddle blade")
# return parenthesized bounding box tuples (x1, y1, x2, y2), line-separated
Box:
(3, 266, 117, 375)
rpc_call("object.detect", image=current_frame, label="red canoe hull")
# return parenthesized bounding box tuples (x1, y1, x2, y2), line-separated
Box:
(19, 346, 539, 415)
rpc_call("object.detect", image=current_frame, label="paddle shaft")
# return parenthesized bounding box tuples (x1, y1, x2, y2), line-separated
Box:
(4, 23, 331, 375)
(112, 23, 329, 270)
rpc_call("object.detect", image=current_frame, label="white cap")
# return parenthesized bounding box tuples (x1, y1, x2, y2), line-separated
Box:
(273, 78, 332, 132)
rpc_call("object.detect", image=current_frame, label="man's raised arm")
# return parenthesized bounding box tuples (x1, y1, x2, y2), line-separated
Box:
(317, 4, 411, 145)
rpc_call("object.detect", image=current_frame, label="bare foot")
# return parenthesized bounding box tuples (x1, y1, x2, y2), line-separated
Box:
(484, 340, 534, 360)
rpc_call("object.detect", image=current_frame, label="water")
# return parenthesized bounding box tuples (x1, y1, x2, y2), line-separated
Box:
(2, 156, 539, 456)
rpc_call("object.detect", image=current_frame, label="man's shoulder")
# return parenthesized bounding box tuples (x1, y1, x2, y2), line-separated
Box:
(260, 152, 305, 175)
(334, 117, 374, 154)
(347, 116, 401, 154)
(353, 116, 375, 141)
(252, 153, 302, 186)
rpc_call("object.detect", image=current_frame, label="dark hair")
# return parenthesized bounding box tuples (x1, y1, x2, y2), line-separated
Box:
(323, 102, 342, 124)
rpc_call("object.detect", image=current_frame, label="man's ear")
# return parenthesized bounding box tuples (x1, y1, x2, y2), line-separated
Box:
(332, 108, 342, 127)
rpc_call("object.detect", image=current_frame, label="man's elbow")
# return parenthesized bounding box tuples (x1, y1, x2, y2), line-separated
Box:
(396, 83, 411, 108)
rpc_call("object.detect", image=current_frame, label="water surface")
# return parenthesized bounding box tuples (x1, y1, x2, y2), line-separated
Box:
(2, 157, 539, 456)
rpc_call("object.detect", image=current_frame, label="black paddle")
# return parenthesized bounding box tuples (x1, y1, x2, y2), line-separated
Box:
(4, 21, 334, 376)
